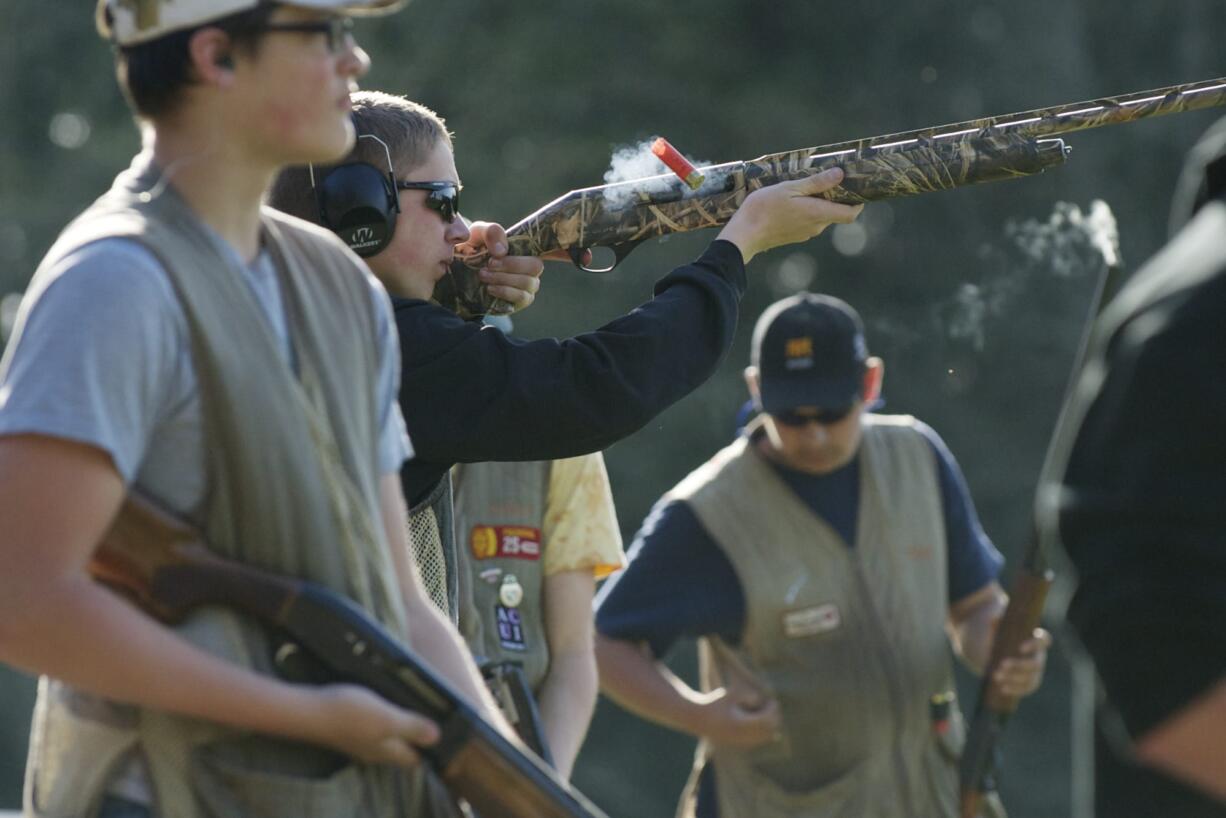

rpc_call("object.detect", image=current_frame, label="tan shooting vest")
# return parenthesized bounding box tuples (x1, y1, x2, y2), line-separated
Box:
(20, 156, 443, 818)
(452, 460, 552, 692)
(671, 415, 966, 818)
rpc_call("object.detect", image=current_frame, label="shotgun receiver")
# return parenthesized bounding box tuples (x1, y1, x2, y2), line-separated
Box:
(439, 75, 1226, 317)
(90, 494, 608, 818)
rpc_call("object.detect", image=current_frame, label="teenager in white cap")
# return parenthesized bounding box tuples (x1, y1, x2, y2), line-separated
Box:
(0, 3, 517, 816)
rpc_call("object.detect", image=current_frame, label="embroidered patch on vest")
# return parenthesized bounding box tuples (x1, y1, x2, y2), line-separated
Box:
(495, 605, 527, 651)
(470, 525, 542, 560)
(781, 603, 841, 638)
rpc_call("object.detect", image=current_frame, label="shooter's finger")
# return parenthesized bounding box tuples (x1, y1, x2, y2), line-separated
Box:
(464, 221, 510, 258)
(788, 166, 846, 195)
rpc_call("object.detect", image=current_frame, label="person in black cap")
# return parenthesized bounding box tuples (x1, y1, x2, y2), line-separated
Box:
(593, 292, 1050, 818)
(1041, 116, 1226, 815)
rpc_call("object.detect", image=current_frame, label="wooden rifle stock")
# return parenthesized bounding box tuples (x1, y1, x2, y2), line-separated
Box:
(91, 494, 608, 818)
(958, 560, 1053, 818)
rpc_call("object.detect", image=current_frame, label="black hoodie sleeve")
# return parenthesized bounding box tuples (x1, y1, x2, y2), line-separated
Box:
(397, 240, 745, 504)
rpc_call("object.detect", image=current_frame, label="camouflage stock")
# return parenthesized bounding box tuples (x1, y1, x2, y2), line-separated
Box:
(435, 75, 1226, 317)
(434, 257, 496, 319)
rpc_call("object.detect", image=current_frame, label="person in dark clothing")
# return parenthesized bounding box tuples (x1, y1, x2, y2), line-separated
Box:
(269, 91, 863, 618)
(1042, 115, 1226, 814)
(273, 92, 859, 499)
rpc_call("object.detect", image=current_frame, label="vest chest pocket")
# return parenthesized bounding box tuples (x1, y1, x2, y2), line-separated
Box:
(27, 683, 139, 818)
(190, 735, 366, 818)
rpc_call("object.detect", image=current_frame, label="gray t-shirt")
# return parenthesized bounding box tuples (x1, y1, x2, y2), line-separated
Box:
(0, 234, 412, 519)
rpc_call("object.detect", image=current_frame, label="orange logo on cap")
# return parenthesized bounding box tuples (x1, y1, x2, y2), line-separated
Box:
(785, 337, 813, 359)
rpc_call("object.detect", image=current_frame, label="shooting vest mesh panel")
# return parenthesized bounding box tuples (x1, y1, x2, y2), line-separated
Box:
(672, 416, 965, 818)
(407, 472, 459, 622)
(21, 154, 433, 818)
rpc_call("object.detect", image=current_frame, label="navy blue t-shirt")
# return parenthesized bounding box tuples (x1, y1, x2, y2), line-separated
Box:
(595, 417, 1003, 658)
(595, 418, 1002, 818)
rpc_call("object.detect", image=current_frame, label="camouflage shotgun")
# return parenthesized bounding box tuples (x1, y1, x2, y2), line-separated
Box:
(90, 494, 609, 818)
(438, 75, 1226, 317)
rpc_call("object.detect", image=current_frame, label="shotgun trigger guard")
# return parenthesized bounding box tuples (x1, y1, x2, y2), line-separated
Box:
(569, 239, 643, 273)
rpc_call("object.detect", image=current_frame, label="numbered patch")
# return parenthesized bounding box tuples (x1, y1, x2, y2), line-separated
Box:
(495, 605, 527, 651)
(470, 525, 542, 561)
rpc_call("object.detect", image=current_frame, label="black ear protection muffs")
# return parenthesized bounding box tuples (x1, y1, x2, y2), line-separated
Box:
(311, 133, 402, 258)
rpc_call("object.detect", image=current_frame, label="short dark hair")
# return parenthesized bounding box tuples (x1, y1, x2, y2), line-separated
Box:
(111, 3, 277, 119)
(267, 91, 452, 224)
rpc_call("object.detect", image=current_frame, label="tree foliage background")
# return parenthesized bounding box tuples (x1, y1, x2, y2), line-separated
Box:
(1, 1, 1223, 814)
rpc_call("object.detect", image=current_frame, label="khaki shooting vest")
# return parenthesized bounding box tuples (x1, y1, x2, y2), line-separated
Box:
(21, 155, 440, 818)
(452, 460, 552, 692)
(672, 416, 966, 818)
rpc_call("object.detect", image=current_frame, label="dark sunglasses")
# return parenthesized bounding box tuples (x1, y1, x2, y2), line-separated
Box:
(771, 403, 857, 427)
(255, 16, 354, 54)
(395, 181, 462, 223)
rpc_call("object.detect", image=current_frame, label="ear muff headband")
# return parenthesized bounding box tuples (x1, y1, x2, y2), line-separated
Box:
(310, 133, 402, 258)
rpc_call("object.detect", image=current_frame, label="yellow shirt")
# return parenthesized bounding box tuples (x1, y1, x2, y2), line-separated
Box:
(542, 452, 626, 579)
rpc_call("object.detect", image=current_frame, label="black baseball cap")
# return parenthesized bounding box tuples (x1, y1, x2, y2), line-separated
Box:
(751, 293, 868, 413)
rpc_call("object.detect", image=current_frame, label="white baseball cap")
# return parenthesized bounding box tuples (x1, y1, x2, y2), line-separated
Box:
(96, 0, 405, 47)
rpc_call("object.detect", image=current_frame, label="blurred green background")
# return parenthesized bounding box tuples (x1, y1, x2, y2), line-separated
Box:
(1, 1, 1224, 815)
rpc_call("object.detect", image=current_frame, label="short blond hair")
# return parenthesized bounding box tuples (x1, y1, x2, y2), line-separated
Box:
(267, 91, 452, 223)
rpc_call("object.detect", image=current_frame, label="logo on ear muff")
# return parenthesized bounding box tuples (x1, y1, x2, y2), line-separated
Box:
(310, 133, 401, 258)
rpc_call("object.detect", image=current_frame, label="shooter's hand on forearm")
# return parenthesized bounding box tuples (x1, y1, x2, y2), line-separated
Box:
(460, 221, 544, 312)
(717, 167, 863, 263)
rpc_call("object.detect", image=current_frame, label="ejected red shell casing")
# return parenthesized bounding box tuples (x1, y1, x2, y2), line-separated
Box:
(651, 137, 705, 190)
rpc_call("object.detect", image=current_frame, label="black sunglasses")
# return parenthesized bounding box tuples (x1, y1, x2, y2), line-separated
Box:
(771, 403, 857, 427)
(395, 181, 462, 223)
(255, 16, 354, 54)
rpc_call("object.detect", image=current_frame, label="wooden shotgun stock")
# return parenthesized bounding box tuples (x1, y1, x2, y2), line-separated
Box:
(90, 494, 608, 818)
(958, 560, 1053, 818)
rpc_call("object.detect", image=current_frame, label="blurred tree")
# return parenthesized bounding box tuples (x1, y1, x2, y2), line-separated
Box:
(1, 0, 1224, 813)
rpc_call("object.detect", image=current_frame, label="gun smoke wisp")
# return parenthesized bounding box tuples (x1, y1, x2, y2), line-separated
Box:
(600, 138, 727, 209)
(939, 200, 1119, 351)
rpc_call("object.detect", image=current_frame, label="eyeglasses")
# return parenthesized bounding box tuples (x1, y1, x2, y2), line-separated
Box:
(395, 181, 462, 223)
(256, 16, 354, 55)
(771, 403, 857, 427)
